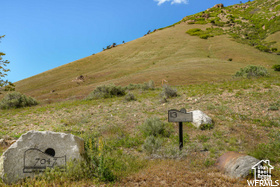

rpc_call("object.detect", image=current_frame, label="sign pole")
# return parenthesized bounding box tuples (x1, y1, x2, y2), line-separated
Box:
(179, 122, 183, 150)
(168, 108, 192, 151)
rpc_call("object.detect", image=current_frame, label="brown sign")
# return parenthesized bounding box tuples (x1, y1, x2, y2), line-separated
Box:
(168, 108, 192, 122)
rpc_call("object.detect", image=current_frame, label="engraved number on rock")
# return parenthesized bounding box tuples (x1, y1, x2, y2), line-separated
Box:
(34, 158, 57, 167)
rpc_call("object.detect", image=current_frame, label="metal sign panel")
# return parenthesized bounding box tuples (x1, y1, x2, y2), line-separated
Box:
(168, 108, 193, 122)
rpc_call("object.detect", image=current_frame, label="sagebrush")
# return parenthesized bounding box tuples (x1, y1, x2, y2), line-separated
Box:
(234, 65, 269, 78)
(86, 84, 126, 100)
(0, 91, 38, 109)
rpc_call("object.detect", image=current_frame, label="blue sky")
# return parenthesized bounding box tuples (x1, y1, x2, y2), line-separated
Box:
(1, 0, 243, 83)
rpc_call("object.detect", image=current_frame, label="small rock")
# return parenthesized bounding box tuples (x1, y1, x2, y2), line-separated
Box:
(190, 110, 213, 129)
(216, 151, 259, 178)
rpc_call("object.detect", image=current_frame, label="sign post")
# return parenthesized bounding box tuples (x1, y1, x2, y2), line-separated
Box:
(168, 108, 192, 150)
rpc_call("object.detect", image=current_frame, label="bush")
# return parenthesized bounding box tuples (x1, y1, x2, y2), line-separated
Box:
(86, 84, 126, 100)
(199, 34, 213, 39)
(140, 117, 173, 138)
(272, 64, 280, 71)
(125, 83, 141, 90)
(234, 65, 269, 78)
(143, 136, 163, 154)
(161, 85, 177, 98)
(141, 80, 155, 90)
(124, 93, 136, 102)
(0, 92, 38, 109)
(256, 45, 270, 52)
(186, 28, 202, 36)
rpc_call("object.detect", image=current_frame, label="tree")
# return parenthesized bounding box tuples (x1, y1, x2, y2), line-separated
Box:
(0, 35, 14, 93)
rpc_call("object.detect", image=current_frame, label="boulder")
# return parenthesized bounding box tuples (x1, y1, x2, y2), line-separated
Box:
(0, 131, 85, 184)
(216, 151, 259, 178)
(214, 3, 224, 8)
(190, 110, 213, 129)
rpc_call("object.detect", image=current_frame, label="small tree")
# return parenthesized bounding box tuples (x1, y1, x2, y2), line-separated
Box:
(0, 35, 14, 93)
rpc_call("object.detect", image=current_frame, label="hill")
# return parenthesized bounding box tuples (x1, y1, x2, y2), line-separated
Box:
(12, 0, 280, 102)
(0, 0, 280, 186)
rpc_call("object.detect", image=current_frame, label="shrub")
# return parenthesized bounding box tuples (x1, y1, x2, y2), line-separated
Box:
(161, 85, 177, 98)
(256, 45, 270, 52)
(200, 123, 214, 130)
(234, 65, 269, 78)
(86, 84, 126, 100)
(228, 58, 233, 61)
(272, 64, 280, 71)
(199, 34, 213, 39)
(124, 93, 136, 102)
(186, 28, 202, 36)
(141, 80, 155, 90)
(0, 92, 38, 109)
(125, 83, 141, 90)
(140, 117, 173, 138)
(143, 136, 163, 154)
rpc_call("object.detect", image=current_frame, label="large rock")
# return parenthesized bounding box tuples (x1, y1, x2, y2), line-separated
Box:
(0, 131, 85, 184)
(190, 110, 213, 129)
(216, 151, 260, 178)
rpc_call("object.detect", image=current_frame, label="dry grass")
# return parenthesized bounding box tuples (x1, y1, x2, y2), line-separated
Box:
(12, 23, 280, 102)
(265, 31, 280, 50)
(1, 76, 279, 186)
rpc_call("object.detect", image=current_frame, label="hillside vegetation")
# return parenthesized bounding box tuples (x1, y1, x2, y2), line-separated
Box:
(10, 0, 280, 102)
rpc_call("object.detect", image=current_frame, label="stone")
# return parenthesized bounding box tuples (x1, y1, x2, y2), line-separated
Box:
(213, 3, 224, 8)
(216, 151, 259, 178)
(190, 110, 213, 129)
(0, 131, 84, 184)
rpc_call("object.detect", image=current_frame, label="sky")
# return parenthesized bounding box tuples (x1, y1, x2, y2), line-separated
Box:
(1, 0, 244, 83)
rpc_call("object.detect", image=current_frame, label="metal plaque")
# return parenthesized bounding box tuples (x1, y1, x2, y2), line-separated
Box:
(168, 108, 193, 122)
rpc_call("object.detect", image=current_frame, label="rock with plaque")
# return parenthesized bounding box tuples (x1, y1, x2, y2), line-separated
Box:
(0, 131, 84, 184)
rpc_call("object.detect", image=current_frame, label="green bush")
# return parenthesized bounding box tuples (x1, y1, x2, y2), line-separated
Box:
(200, 123, 214, 130)
(124, 93, 136, 102)
(234, 65, 269, 78)
(255, 45, 270, 52)
(141, 80, 155, 90)
(161, 85, 177, 98)
(0, 92, 38, 109)
(272, 64, 280, 71)
(125, 83, 141, 90)
(186, 28, 202, 36)
(199, 34, 213, 39)
(86, 84, 126, 100)
(143, 136, 163, 154)
(140, 117, 173, 138)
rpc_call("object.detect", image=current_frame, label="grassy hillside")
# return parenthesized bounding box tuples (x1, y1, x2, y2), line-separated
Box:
(1, 0, 280, 186)
(12, 0, 280, 102)
(1, 76, 279, 186)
